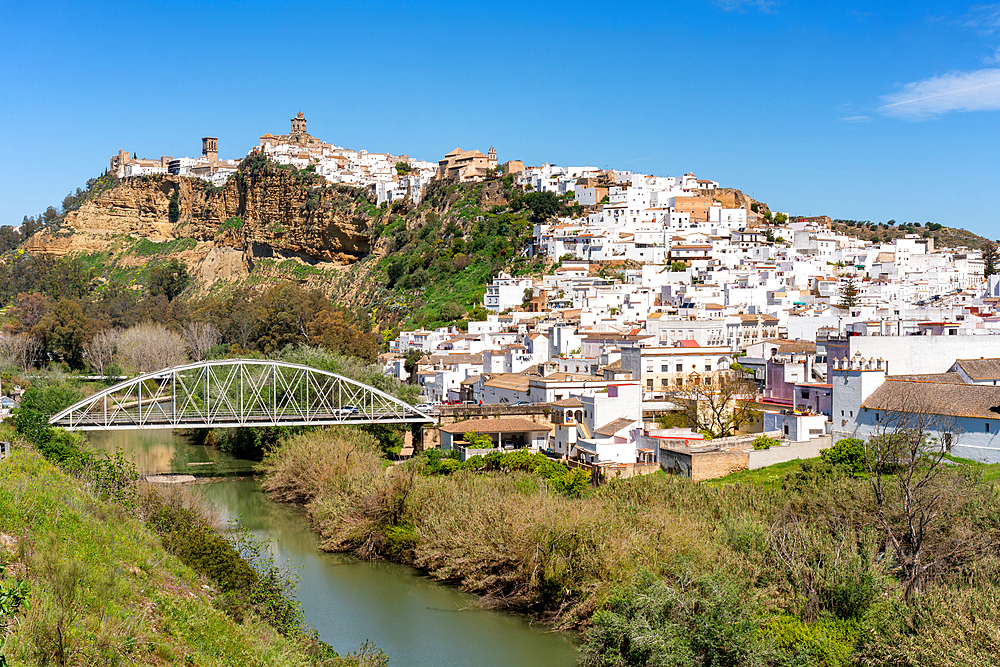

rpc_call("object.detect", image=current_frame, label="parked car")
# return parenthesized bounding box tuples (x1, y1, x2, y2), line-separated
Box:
(511, 401, 531, 406)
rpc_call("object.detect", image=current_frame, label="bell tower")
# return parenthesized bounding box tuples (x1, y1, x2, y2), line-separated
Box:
(202, 137, 218, 162)
(291, 112, 307, 136)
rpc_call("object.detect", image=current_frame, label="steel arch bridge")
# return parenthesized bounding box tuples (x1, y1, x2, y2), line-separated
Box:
(48, 359, 434, 431)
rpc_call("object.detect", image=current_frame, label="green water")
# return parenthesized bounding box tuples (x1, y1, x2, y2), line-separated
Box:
(89, 430, 579, 667)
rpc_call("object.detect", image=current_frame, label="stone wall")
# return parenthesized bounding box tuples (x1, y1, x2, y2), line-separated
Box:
(748, 434, 830, 469)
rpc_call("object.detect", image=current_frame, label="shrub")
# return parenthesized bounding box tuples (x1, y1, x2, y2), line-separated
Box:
(753, 435, 780, 450)
(821, 437, 866, 475)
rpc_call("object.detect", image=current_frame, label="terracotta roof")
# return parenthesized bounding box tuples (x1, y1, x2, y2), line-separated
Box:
(429, 353, 483, 365)
(483, 374, 532, 391)
(861, 379, 1000, 419)
(549, 397, 584, 408)
(678, 340, 700, 348)
(954, 358, 1000, 381)
(594, 418, 637, 437)
(439, 418, 551, 435)
(886, 373, 965, 384)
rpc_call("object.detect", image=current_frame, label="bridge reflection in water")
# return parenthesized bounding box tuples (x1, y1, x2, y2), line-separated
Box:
(49, 359, 434, 431)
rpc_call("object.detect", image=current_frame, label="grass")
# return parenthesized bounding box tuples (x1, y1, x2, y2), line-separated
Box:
(941, 453, 1000, 483)
(129, 237, 198, 257)
(709, 457, 815, 488)
(0, 449, 319, 666)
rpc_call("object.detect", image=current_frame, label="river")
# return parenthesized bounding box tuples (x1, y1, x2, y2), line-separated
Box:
(89, 429, 579, 667)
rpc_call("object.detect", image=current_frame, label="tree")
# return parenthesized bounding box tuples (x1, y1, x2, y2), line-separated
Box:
(252, 284, 327, 354)
(117, 322, 188, 374)
(519, 191, 565, 222)
(183, 322, 221, 362)
(983, 240, 998, 278)
(0, 332, 41, 372)
(439, 301, 465, 321)
(149, 259, 190, 301)
(31, 298, 93, 368)
(168, 191, 180, 223)
(7, 292, 51, 333)
(837, 275, 860, 310)
(308, 308, 379, 362)
(82, 328, 119, 376)
(395, 161, 411, 176)
(664, 372, 760, 439)
(861, 386, 976, 599)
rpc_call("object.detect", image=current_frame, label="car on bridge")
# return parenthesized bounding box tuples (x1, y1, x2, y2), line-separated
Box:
(334, 405, 360, 416)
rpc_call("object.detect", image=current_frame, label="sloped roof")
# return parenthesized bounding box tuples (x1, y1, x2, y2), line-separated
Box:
(594, 418, 637, 437)
(483, 374, 531, 391)
(439, 418, 551, 435)
(954, 358, 1000, 381)
(861, 379, 1000, 420)
(886, 373, 965, 384)
(549, 397, 584, 408)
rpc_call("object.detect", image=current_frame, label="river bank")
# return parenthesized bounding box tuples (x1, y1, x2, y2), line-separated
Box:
(257, 427, 1000, 666)
(87, 428, 579, 667)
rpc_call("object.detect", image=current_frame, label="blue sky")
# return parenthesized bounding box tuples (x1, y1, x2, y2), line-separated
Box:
(3, 0, 1000, 236)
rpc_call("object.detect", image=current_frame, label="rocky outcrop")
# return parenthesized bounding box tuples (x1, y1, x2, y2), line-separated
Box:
(23, 156, 376, 290)
(697, 187, 771, 219)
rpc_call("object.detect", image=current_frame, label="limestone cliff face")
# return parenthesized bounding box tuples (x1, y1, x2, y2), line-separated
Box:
(697, 187, 771, 221)
(25, 157, 374, 272)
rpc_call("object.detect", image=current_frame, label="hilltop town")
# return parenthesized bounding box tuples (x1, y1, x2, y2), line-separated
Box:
(13, 111, 1000, 481)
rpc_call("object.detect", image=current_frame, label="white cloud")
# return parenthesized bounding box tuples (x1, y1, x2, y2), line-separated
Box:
(982, 46, 1000, 64)
(839, 115, 873, 123)
(963, 3, 1000, 31)
(878, 68, 1000, 120)
(715, 0, 779, 13)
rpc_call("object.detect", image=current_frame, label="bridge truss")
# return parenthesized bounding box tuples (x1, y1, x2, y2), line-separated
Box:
(49, 359, 434, 430)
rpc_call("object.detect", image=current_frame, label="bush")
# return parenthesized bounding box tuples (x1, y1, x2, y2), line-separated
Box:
(582, 570, 769, 666)
(462, 430, 493, 449)
(821, 437, 866, 475)
(753, 435, 780, 450)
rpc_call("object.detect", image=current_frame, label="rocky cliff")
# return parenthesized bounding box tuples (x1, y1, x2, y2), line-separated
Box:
(23, 155, 376, 289)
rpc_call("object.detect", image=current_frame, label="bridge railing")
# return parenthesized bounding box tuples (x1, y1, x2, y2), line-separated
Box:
(49, 359, 434, 430)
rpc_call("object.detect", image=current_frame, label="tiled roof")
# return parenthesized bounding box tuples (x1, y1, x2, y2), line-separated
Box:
(549, 397, 584, 408)
(483, 374, 532, 391)
(594, 418, 637, 437)
(861, 379, 1000, 420)
(439, 418, 551, 435)
(954, 358, 1000, 381)
(886, 373, 965, 384)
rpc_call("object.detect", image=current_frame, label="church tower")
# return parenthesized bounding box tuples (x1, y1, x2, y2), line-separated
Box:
(291, 112, 307, 136)
(202, 137, 218, 162)
(488, 146, 497, 169)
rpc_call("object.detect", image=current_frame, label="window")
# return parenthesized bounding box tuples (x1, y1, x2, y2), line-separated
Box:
(676, 363, 683, 372)
(802, 390, 810, 399)
(661, 365, 669, 372)
(705, 364, 711, 371)
(849, 411, 853, 417)
(676, 378, 683, 386)
(988, 422, 992, 433)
